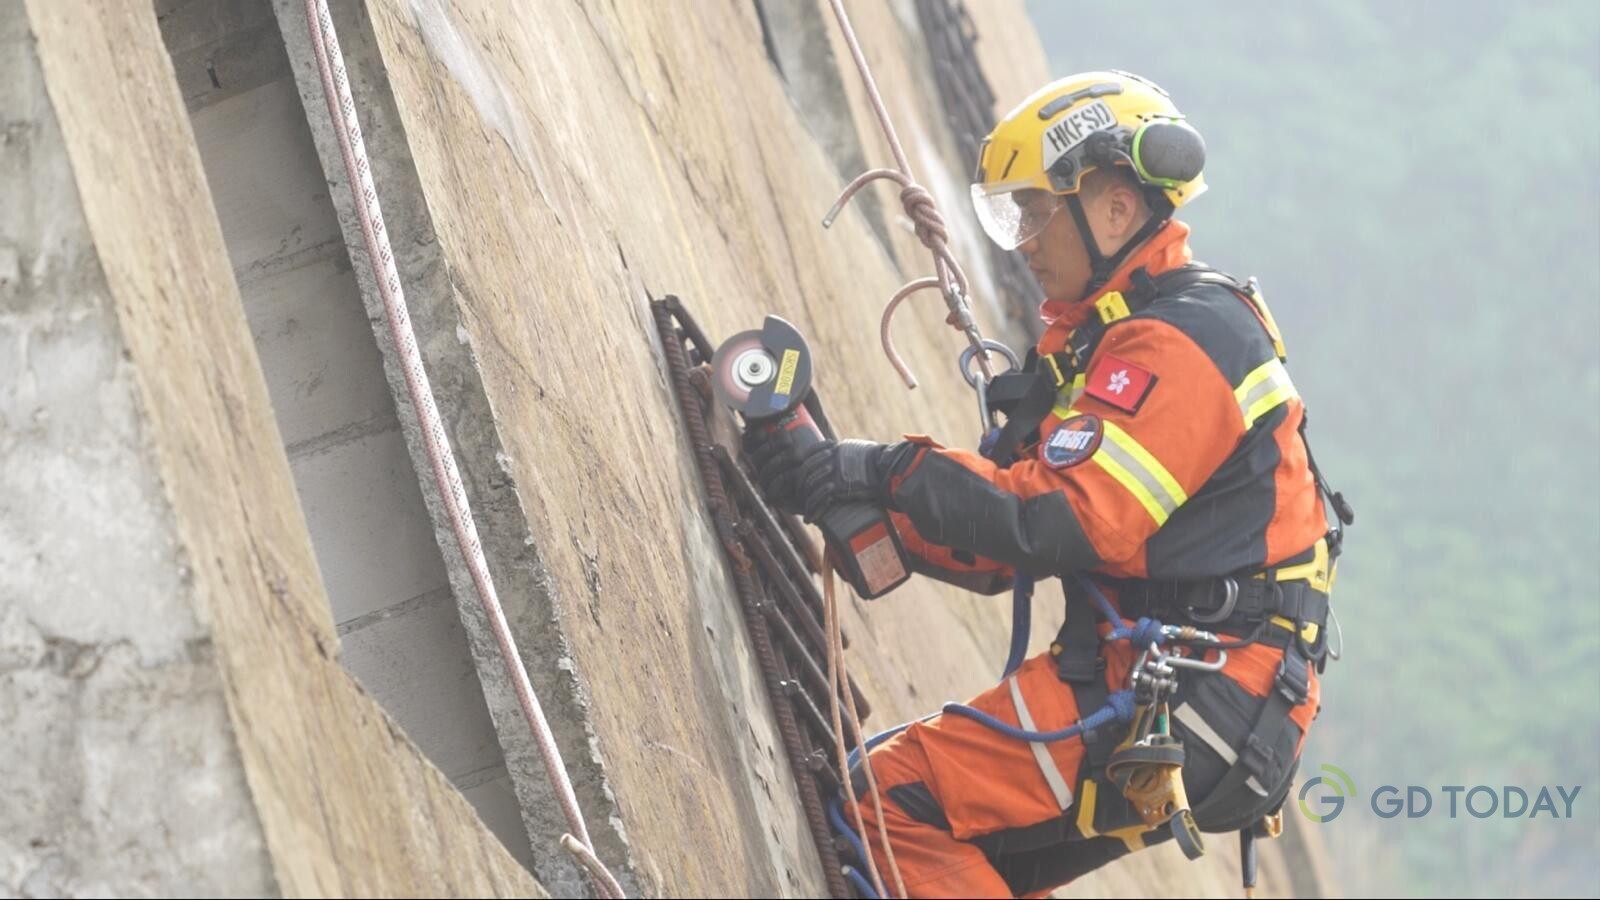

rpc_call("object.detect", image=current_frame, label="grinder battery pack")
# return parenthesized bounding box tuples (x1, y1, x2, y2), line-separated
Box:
(711, 316, 911, 599)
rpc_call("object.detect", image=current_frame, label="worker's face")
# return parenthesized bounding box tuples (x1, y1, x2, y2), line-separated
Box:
(1016, 190, 1091, 303)
(1016, 181, 1148, 303)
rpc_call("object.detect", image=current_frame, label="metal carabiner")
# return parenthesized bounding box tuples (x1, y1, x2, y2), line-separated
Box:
(1186, 576, 1238, 625)
(959, 338, 1021, 388)
(960, 339, 1021, 431)
(1162, 649, 1228, 673)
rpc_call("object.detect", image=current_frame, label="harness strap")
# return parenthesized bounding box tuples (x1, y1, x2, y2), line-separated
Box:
(986, 263, 1231, 466)
(1188, 643, 1313, 830)
(1110, 577, 1329, 648)
(1051, 587, 1116, 773)
(1299, 412, 1355, 558)
(987, 355, 1068, 466)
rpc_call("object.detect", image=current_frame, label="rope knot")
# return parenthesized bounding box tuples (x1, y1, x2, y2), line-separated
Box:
(1129, 617, 1166, 650)
(898, 182, 948, 251)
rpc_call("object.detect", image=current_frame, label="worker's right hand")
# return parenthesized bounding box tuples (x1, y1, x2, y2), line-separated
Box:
(741, 423, 806, 515)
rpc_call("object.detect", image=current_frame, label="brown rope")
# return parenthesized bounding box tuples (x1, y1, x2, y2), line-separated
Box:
(824, 559, 907, 898)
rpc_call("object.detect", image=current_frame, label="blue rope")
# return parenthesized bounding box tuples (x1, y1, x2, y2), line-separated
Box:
(827, 575, 1168, 895)
(828, 798, 876, 884)
(1075, 572, 1121, 621)
(847, 712, 942, 770)
(842, 867, 880, 899)
(941, 689, 1135, 741)
(1003, 573, 1034, 678)
(1112, 615, 1166, 648)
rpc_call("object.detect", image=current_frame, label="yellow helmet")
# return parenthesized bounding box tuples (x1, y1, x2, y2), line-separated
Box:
(971, 71, 1206, 251)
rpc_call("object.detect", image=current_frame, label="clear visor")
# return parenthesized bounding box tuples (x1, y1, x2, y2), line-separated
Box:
(970, 184, 1063, 251)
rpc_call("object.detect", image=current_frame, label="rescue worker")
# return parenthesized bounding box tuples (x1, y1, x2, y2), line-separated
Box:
(748, 71, 1348, 897)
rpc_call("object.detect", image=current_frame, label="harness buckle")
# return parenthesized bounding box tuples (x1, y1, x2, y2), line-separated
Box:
(1055, 648, 1105, 685)
(1274, 645, 1312, 707)
(1094, 290, 1132, 324)
(1186, 576, 1238, 625)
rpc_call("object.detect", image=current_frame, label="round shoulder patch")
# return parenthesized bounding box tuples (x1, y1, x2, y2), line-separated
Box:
(1041, 414, 1103, 469)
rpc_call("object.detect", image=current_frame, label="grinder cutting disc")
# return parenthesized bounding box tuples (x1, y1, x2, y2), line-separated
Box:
(709, 315, 813, 420)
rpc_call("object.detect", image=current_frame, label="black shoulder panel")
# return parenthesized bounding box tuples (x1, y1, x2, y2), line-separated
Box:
(1127, 282, 1274, 388)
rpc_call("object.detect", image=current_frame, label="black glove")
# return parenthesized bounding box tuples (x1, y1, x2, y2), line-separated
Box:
(741, 422, 808, 514)
(794, 439, 911, 522)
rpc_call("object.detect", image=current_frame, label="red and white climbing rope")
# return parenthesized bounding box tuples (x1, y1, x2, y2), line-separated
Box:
(302, 3, 622, 897)
(824, 565, 907, 898)
(821, 0, 999, 390)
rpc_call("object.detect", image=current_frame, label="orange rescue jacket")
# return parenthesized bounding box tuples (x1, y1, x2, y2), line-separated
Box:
(885, 220, 1327, 588)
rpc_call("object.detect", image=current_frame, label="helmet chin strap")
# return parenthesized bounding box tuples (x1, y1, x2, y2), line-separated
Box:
(1064, 193, 1170, 297)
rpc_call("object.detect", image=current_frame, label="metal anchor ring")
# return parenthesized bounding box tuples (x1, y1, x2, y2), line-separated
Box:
(1187, 576, 1238, 624)
(959, 339, 1021, 388)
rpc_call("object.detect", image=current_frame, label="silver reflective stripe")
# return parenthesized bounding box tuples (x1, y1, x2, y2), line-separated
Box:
(1173, 702, 1237, 764)
(1174, 703, 1270, 797)
(1234, 358, 1298, 430)
(1009, 675, 1074, 810)
(1096, 422, 1186, 520)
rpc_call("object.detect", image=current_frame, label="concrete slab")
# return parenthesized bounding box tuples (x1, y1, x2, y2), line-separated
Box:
(459, 768, 540, 873)
(1, 5, 272, 894)
(239, 254, 394, 452)
(6, 1, 549, 893)
(338, 587, 505, 783)
(164, 11, 531, 868)
(189, 78, 342, 274)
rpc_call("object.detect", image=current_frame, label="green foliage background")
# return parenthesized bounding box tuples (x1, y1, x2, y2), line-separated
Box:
(1021, 2, 1600, 895)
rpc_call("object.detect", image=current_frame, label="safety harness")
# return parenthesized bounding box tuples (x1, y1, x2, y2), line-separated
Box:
(992, 262, 1354, 859)
(833, 264, 1355, 896)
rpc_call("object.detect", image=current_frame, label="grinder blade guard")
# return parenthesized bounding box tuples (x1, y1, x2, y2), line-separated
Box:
(711, 316, 911, 599)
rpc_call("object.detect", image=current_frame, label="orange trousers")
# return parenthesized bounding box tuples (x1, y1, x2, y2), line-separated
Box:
(850, 638, 1317, 898)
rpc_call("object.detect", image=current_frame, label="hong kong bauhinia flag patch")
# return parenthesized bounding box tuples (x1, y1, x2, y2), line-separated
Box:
(1084, 353, 1156, 414)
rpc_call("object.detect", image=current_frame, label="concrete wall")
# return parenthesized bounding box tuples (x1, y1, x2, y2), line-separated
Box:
(154, 0, 532, 869)
(2, 1, 547, 895)
(3, 0, 1324, 895)
(0, 5, 273, 893)
(270, 0, 1282, 896)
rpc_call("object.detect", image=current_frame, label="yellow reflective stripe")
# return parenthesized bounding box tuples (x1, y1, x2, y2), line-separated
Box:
(1090, 421, 1188, 525)
(1075, 778, 1102, 836)
(1234, 358, 1298, 430)
(1244, 384, 1296, 430)
(1092, 451, 1167, 523)
(1234, 357, 1278, 397)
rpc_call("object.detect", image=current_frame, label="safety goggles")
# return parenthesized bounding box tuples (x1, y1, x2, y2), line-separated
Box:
(970, 184, 1063, 251)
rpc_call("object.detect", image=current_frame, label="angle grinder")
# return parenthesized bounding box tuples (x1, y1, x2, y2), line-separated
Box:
(711, 316, 911, 600)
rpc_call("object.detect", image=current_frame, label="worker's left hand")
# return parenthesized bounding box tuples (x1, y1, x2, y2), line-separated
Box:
(742, 424, 807, 512)
(794, 439, 911, 522)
